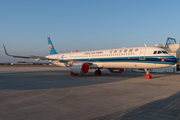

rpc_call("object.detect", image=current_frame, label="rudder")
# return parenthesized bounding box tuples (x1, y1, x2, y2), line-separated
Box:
(48, 37, 57, 55)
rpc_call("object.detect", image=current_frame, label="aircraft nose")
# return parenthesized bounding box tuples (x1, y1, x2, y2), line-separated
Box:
(172, 56, 178, 63)
(176, 57, 179, 63)
(165, 56, 178, 64)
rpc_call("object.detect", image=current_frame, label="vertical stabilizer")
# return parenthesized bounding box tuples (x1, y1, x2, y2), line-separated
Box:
(48, 37, 57, 55)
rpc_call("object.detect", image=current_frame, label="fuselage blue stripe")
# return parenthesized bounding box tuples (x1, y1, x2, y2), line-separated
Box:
(60, 56, 177, 65)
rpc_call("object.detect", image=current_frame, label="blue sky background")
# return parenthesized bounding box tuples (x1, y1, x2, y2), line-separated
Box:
(1, 0, 180, 62)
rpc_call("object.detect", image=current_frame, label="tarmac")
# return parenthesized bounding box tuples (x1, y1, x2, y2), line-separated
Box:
(0, 67, 180, 120)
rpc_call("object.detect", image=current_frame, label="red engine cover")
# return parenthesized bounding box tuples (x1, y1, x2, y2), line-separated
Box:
(81, 63, 89, 73)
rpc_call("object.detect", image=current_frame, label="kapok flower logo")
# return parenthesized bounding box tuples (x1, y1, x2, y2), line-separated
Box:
(49, 44, 52, 52)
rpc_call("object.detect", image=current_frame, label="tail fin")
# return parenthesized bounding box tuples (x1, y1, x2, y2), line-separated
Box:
(48, 37, 57, 55)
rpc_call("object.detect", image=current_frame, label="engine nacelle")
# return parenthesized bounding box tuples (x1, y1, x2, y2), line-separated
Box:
(108, 68, 124, 73)
(71, 63, 90, 74)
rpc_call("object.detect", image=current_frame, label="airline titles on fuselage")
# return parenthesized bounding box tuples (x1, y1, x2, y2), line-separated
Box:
(83, 48, 139, 57)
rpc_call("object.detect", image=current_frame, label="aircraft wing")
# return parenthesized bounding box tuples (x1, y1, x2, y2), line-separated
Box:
(3, 45, 70, 62)
(3, 45, 94, 65)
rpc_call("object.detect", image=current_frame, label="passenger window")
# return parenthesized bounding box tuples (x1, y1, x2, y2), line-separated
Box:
(158, 51, 162, 54)
(119, 50, 122, 53)
(153, 51, 157, 54)
(114, 50, 117, 53)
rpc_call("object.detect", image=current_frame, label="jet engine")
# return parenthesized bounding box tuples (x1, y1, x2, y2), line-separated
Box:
(71, 63, 90, 74)
(108, 68, 124, 73)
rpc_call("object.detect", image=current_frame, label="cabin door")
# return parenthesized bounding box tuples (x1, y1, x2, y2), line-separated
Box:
(139, 48, 147, 60)
(61, 55, 64, 60)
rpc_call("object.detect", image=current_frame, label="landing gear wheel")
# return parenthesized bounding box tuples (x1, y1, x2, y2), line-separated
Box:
(95, 70, 98, 75)
(95, 70, 101, 75)
(70, 71, 78, 76)
(98, 70, 101, 75)
(145, 74, 152, 79)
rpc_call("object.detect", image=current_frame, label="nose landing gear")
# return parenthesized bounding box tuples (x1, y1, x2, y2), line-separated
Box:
(70, 71, 78, 76)
(144, 68, 152, 79)
(145, 74, 152, 79)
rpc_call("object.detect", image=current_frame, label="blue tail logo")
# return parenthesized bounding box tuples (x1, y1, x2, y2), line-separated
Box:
(48, 37, 57, 55)
(49, 44, 52, 52)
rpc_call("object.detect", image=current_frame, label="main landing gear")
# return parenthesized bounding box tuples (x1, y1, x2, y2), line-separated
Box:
(70, 71, 78, 76)
(144, 68, 152, 79)
(71, 70, 101, 76)
(95, 69, 102, 75)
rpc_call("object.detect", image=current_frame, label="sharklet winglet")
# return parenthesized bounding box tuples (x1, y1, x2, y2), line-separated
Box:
(3, 44, 10, 56)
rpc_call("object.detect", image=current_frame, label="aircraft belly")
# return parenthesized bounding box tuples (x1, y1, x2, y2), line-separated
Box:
(102, 62, 173, 69)
(90, 63, 103, 68)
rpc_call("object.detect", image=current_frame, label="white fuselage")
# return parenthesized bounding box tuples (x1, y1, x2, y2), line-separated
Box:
(46, 46, 177, 69)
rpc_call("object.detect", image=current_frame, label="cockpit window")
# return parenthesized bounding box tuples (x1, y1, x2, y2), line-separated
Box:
(135, 49, 139, 52)
(154, 51, 168, 54)
(124, 49, 127, 52)
(158, 51, 162, 54)
(162, 51, 168, 54)
(129, 49, 133, 52)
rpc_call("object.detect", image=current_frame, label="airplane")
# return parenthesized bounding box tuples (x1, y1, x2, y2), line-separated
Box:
(3, 37, 177, 79)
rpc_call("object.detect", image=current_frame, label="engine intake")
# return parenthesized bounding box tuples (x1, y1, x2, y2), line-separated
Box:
(71, 63, 90, 74)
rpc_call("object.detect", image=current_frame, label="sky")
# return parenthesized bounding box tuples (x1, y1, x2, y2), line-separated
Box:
(1, 0, 180, 62)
